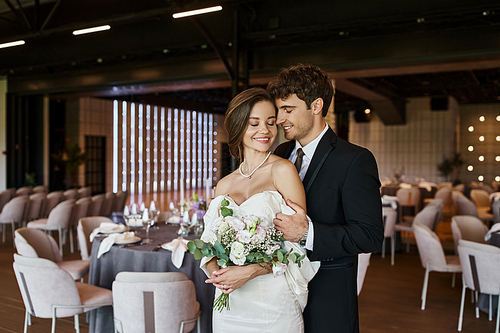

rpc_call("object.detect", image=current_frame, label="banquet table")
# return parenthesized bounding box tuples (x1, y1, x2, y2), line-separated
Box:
(88, 223, 214, 333)
(381, 184, 437, 210)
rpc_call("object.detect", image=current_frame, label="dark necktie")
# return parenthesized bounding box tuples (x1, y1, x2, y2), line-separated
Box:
(294, 148, 305, 173)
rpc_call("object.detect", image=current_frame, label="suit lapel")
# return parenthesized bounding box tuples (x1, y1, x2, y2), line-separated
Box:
(303, 128, 337, 194)
(275, 140, 295, 159)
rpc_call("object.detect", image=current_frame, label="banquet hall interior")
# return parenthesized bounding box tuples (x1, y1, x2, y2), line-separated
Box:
(1, 0, 500, 332)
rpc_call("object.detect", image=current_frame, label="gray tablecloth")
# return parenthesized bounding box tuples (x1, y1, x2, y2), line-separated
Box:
(88, 223, 214, 333)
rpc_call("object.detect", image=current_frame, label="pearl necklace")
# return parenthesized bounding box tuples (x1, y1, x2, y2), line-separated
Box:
(239, 151, 272, 179)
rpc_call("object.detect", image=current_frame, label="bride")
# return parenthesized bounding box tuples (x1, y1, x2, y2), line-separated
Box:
(200, 87, 317, 332)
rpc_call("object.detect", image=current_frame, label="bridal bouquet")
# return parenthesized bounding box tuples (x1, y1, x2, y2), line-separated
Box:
(187, 198, 306, 311)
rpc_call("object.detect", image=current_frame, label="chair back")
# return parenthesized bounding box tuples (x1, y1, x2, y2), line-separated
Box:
(0, 195, 29, 223)
(15, 227, 63, 262)
(77, 186, 92, 198)
(438, 182, 452, 189)
(101, 192, 116, 216)
(433, 187, 452, 206)
(113, 191, 128, 213)
(32, 185, 48, 193)
(16, 186, 33, 197)
(357, 253, 371, 295)
(88, 194, 105, 216)
(46, 200, 75, 229)
(413, 222, 447, 269)
(13, 254, 81, 318)
(0, 189, 15, 213)
(451, 216, 488, 252)
(41, 191, 64, 217)
(493, 200, 500, 224)
(452, 192, 478, 217)
(113, 272, 199, 333)
(71, 197, 91, 228)
(26, 193, 46, 221)
(413, 204, 442, 231)
(396, 187, 420, 207)
(77, 216, 113, 260)
(382, 207, 397, 238)
(470, 189, 491, 208)
(458, 240, 500, 295)
(63, 188, 79, 201)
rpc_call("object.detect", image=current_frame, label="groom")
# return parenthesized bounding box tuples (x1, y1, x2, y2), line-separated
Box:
(268, 64, 384, 333)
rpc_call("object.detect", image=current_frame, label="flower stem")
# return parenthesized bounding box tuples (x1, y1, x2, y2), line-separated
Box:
(213, 293, 230, 312)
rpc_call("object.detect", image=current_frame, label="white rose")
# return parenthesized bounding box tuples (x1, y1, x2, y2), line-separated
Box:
(210, 217, 224, 233)
(229, 241, 247, 266)
(236, 230, 251, 244)
(217, 220, 229, 233)
(226, 216, 245, 231)
(272, 262, 288, 277)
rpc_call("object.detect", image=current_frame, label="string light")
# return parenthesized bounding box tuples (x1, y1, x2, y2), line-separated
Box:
(478, 175, 484, 182)
(467, 165, 474, 171)
(479, 136, 485, 142)
(479, 115, 485, 122)
(479, 156, 485, 162)
(468, 126, 474, 132)
(468, 146, 474, 152)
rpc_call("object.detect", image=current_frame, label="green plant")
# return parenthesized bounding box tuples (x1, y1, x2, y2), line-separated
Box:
(51, 142, 88, 187)
(24, 172, 38, 187)
(437, 153, 464, 182)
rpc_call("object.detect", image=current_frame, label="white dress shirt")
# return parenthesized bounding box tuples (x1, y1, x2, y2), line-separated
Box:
(288, 124, 329, 250)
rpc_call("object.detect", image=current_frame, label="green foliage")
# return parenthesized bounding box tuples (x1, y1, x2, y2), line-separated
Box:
(24, 172, 38, 187)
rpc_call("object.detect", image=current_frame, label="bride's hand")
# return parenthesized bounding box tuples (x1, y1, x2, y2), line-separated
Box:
(205, 265, 258, 294)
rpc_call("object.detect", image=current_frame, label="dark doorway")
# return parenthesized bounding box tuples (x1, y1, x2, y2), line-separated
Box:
(85, 136, 106, 195)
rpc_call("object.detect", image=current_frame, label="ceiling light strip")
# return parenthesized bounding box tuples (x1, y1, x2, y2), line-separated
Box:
(0, 40, 25, 49)
(173, 6, 222, 19)
(73, 25, 111, 36)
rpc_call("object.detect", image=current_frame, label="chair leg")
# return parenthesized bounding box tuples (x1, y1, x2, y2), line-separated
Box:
(24, 310, 29, 333)
(197, 316, 201, 333)
(490, 294, 493, 321)
(421, 265, 430, 310)
(51, 308, 57, 333)
(452, 272, 456, 288)
(58, 228, 63, 257)
(11, 222, 16, 246)
(70, 227, 74, 253)
(2, 224, 6, 243)
(458, 284, 467, 331)
(495, 293, 500, 333)
(381, 238, 386, 258)
(476, 292, 480, 318)
(74, 314, 80, 333)
(390, 234, 395, 266)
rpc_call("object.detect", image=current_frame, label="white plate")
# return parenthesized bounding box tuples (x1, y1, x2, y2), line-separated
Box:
(98, 225, 129, 234)
(114, 236, 141, 245)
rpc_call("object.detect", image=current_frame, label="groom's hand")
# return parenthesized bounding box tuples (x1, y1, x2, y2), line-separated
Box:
(274, 199, 308, 243)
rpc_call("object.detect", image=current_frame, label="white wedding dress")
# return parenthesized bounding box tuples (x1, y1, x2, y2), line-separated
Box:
(200, 191, 319, 333)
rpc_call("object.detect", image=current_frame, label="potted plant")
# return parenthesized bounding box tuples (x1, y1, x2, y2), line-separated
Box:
(52, 142, 88, 188)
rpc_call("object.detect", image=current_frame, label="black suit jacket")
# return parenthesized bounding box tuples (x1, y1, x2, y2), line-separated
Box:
(275, 127, 383, 332)
(274, 127, 383, 261)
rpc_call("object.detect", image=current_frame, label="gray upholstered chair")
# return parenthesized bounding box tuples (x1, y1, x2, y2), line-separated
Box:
(112, 272, 200, 333)
(457, 240, 500, 332)
(413, 222, 462, 310)
(453, 191, 494, 223)
(77, 216, 113, 260)
(451, 216, 489, 254)
(100, 192, 116, 216)
(357, 253, 371, 295)
(77, 186, 92, 198)
(0, 195, 29, 243)
(381, 207, 397, 265)
(16, 186, 33, 197)
(41, 190, 64, 218)
(396, 187, 421, 223)
(25, 193, 46, 224)
(63, 188, 79, 201)
(27, 199, 75, 256)
(0, 188, 15, 213)
(493, 200, 500, 224)
(88, 194, 105, 216)
(13, 254, 112, 333)
(15, 227, 90, 281)
(32, 185, 48, 193)
(69, 197, 92, 253)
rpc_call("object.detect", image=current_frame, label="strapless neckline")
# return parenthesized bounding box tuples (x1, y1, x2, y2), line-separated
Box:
(217, 190, 281, 207)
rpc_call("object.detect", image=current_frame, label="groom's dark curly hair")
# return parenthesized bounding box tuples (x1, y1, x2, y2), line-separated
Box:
(267, 63, 334, 117)
(224, 87, 275, 162)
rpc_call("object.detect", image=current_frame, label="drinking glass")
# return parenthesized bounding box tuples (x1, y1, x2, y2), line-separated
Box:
(142, 219, 154, 243)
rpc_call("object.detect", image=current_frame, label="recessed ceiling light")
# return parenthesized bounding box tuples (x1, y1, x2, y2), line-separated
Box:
(478, 175, 484, 182)
(479, 115, 485, 122)
(468, 146, 474, 152)
(467, 165, 473, 171)
(479, 136, 485, 142)
(468, 126, 474, 132)
(479, 156, 485, 162)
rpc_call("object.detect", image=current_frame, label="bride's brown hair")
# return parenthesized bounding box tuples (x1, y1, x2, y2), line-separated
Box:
(224, 87, 275, 162)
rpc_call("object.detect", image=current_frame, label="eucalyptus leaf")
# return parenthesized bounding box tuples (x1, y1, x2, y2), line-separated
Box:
(193, 248, 203, 260)
(221, 199, 230, 207)
(221, 207, 233, 217)
(217, 258, 227, 266)
(277, 250, 284, 262)
(187, 241, 196, 253)
(194, 239, 205, 249)
(214, 241, 225, 254)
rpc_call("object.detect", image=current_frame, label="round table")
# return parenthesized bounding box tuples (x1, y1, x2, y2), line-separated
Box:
(88, 223, 214, 333)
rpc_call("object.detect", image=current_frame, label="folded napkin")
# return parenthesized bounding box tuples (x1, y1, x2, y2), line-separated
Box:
(382, 195, 399, 209)
(167, 215, 181, 223)
(90, 222, 127, 242)
(97, 232, 137, 258)
(162, 237, 189, 268)
(399, 183, 412, 189)
(485, 223, 500, 241)
(418, 182, 437, 192)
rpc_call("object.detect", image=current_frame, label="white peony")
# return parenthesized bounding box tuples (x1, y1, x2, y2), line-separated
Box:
(210, 217, 224, 233)
(229, 241, 247, 266)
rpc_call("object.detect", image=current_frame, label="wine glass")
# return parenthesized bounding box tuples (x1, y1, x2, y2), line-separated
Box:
(142, 218, 154, 244)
